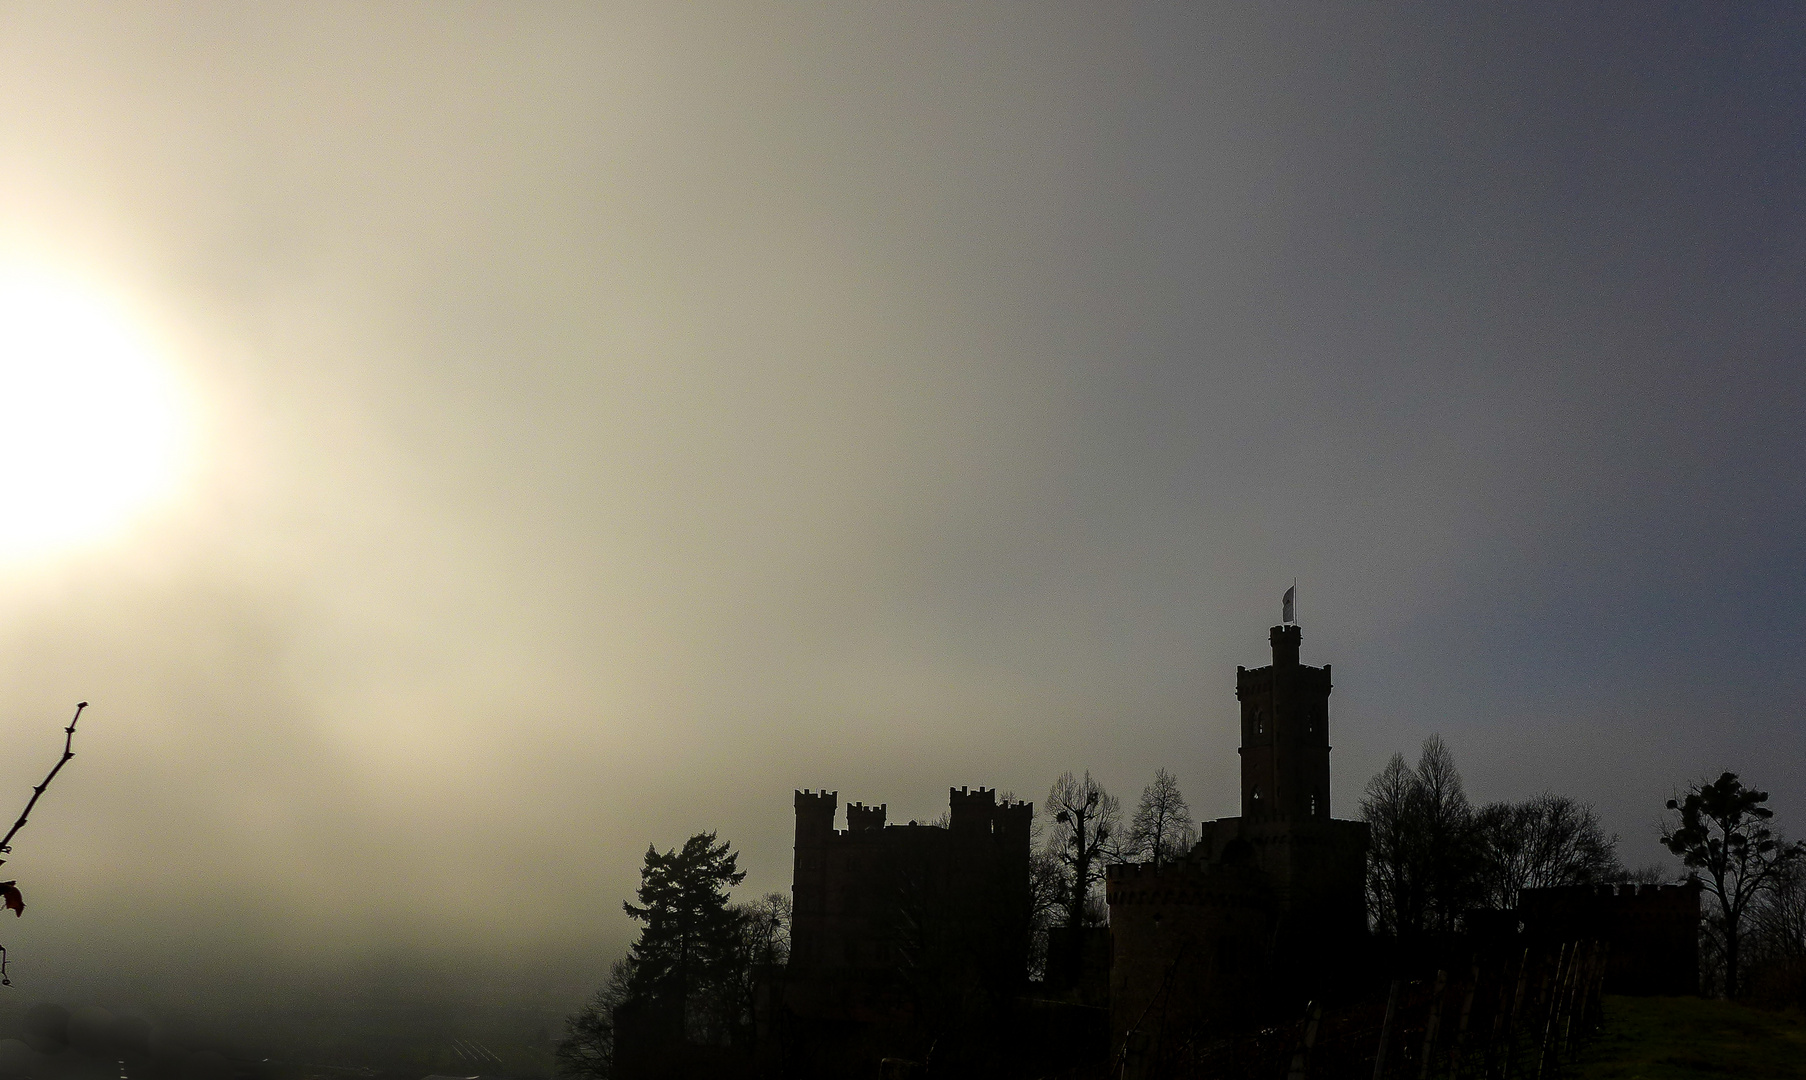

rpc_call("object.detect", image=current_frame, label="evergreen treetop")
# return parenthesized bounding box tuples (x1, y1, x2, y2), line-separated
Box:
(622, 831, 748, 1012)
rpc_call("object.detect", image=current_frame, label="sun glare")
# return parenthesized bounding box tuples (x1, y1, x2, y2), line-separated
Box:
(0, 269, 190, 560)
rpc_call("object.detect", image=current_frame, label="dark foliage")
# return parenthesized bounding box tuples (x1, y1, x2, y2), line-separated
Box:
(1663, 772, 1805, 997)
(622, 830, 748, 1030)
(559, 833, 782, 1077)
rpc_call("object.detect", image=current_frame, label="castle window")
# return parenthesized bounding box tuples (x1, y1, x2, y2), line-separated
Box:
(1310, 792, 1318, 817)
(1252, 785, 1262, 804)
(1254, 709, 1264, 735)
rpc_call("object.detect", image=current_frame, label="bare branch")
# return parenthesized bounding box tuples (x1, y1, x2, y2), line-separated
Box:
(0, 702, 86, 856)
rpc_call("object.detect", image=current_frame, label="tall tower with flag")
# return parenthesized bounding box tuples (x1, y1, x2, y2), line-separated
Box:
(1236, 621, 1332, 822)
(1105, 601, 1368, 1044)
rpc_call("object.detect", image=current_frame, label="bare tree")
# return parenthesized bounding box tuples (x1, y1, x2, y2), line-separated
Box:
(1754, 856, 1806, 964)
(1045, 771, 1120, 928)
(720, 891, 790, 1033)
(1361, 736, 1478, 940)
(1612, 862, 1673, 885)
(1474, 793, 1621, 911)
(1362, 752, 1420, 938)
(1127, 768, 1195, 869)
(1025, 849, 1066, 978)
(557, 957, 634, 1079)
(1413, 735, 1478, 932)
(1663, 772, 1805, 996)
(1737, 850, 1806, 1002)
(736, 891, 791, 969)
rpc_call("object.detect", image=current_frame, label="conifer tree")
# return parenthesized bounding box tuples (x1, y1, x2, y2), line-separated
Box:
(622, 831, 747, 1037)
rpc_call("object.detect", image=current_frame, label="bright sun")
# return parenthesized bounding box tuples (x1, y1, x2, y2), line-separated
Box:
(0, 269, 190, 559)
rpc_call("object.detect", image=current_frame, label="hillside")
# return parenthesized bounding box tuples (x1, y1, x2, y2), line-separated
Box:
(1575, 995, 1806, 1079)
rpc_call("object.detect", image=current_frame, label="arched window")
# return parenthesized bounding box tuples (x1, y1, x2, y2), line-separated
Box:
(1254, 708, 1265, 735)
(1251, 784, 1263, 804)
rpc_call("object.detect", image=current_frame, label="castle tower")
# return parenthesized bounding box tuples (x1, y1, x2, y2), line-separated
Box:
(1108, 622, 1367, 1051)
(1235, 625, 1333, 822)
(947, 785, 996, 835)
(791, 789, 837, 969)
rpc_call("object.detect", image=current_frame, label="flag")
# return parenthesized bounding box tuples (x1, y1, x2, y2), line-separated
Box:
(1282, 585, 1295, 624)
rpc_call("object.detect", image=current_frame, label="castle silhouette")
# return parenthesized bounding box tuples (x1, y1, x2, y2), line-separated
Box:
(766, 624, 1368, 1072)
(751, 621, 1698, 1077)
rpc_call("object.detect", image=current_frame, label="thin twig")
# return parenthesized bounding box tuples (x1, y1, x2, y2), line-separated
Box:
(0, 703, 86, 856)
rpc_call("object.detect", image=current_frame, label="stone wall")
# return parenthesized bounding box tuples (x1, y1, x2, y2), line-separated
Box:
(1516, 881, 1702, 995)
(1105, 861, 1274, 1047)
(778, 786, 1034, 1076)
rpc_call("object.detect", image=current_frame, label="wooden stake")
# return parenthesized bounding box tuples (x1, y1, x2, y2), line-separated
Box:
(1286, 999, 1323, 1080)
(1451, 959, 1479, 1077)
(1374, 978, 1402, 1080)
(1420, 970, 1448, 1080)
(1499, 948, 1530, 1080)
(1561, 942, 1591, 1053)
(1537, 943, 1577, 1080)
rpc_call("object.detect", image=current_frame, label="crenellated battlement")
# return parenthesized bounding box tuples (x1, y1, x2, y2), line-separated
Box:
(1514, 878, 1703, 995)
(846, 802, 886, 832)
(795, 789, 839, 845)
(1519, 878, 1703, 914)
(995, 799, 1034, 838)
(787, 781, 1033, 993)
(948, 785, 994, 807)
(1573, 881, 1698, 901)
(949, 785, 995, 833)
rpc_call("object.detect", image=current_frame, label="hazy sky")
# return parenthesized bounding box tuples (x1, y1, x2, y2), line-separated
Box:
(0, 3, 1800, 1008)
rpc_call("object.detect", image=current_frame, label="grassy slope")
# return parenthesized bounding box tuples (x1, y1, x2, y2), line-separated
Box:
(1573, 995, 1806, 1079)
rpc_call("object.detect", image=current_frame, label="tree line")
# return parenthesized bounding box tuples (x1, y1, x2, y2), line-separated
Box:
(1360, 735, 1641, 943)
(1368, 735, 1806, 1002)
